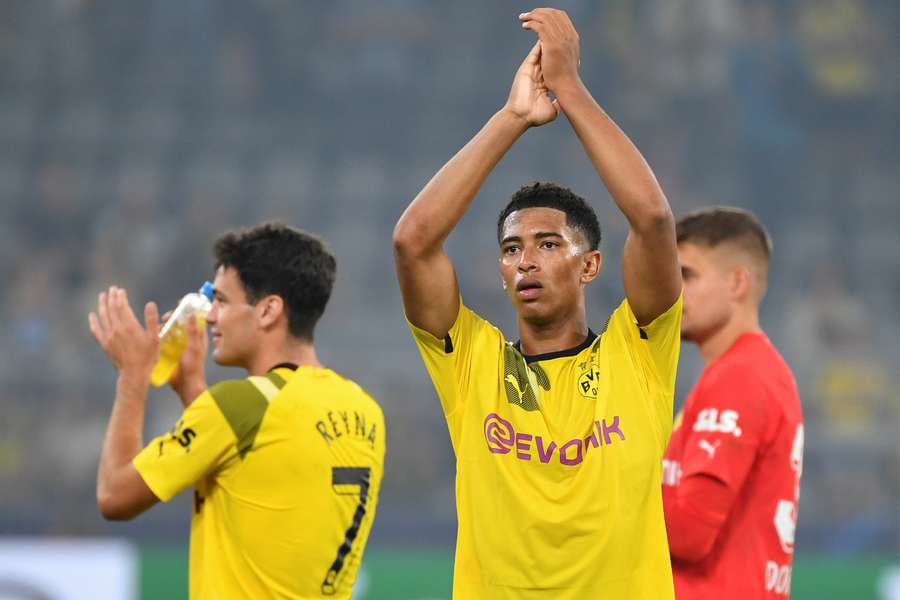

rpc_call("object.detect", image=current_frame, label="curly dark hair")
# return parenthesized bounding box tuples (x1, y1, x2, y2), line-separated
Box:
(213, 222, 336, 341)
(496, 181, 601, 251)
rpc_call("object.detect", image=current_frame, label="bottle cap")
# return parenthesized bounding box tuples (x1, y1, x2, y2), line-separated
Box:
(199, 281, 215, 300)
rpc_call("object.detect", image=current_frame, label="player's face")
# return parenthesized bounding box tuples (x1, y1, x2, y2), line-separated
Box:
(499, 207, 598, 324)
(678, 242, 733, 343)
(206, 266, 260, 368)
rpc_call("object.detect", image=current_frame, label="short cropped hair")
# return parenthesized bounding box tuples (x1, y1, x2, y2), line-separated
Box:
(214, 222, 336, 340)
(676, 207, 772, 265)
(497, 182, 602, 251)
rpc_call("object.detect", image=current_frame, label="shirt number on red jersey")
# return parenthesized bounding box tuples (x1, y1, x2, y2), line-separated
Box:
(692, 408, 742, 437)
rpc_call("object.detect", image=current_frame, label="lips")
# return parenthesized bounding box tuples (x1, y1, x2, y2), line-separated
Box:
(516, 278, 543, 299)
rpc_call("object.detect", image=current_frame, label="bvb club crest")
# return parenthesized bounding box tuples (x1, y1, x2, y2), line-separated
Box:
(577, 363, 601, 398)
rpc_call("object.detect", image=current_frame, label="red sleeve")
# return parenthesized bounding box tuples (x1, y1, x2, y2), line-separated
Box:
(664, 360, 770, 562)
(663, 474, 733, 562)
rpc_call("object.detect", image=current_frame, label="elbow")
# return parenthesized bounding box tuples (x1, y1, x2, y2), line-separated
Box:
(392, 218, 431, 261)
(392, 220, 414, 256)
(670, 537, 716, 564)
(633, 201, 674, 235)
(97, 489, 135, 522)
(666, 514, 721, 564)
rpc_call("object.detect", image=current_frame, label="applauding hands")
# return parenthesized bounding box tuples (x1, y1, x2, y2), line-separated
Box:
(504, 8, 582, 128)
(520, 9, 582, 94)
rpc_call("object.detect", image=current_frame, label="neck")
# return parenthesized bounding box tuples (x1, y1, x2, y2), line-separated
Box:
(517, 311, 590, 356)
(696, 308, 762, 366)
(246, 336, 323, 376)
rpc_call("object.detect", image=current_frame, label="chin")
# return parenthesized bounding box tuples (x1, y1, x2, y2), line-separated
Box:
(211, 350, 236, 367)
(518, 304, 555, 326)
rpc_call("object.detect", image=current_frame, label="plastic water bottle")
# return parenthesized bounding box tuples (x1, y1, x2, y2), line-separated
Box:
(150, 281, 215, 387)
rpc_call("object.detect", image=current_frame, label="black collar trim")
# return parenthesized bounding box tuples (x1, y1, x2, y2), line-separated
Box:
(514, 330, 598, 363)
(269, 362, 299, 372)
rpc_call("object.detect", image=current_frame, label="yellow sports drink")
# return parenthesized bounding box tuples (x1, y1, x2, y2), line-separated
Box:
(150, 281, 214, 387)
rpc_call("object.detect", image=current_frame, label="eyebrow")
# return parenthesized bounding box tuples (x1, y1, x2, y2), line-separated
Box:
(500, 231, 564, 245)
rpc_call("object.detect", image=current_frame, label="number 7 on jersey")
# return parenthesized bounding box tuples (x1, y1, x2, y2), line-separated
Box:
(321, 467, 371, 595)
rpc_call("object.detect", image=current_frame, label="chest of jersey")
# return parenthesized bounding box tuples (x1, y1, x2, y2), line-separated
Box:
(460, 340, 661, 509)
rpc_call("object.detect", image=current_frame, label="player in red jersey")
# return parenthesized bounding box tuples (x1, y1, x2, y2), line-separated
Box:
(662, 207, 803, 598)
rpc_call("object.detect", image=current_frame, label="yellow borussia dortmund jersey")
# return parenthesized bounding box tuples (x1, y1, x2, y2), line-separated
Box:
(409, 296, 682, 600)
(134, 366, 385, 599)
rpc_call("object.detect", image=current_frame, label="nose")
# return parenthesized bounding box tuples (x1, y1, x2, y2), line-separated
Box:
(517, 247, 539, 273)
(206, 302, 219, 324)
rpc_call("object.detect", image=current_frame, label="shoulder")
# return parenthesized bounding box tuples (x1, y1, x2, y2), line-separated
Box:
(288, 368, 387, 425)
(709, 334, 795, 393)
(692, 344, 780, 428)
(330, 371, 386, 421)
(207, 377, 275, 410)
(448, 303, 505, 347)
(606, 294, 682, 342)
(411, 300, 506, 357)
(206, 377, 273, 457)
(705, 353, 759, 386)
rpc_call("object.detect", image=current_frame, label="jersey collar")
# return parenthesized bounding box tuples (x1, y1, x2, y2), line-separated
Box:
(514, 330, 597, 363)
(268, 362, 299, 372)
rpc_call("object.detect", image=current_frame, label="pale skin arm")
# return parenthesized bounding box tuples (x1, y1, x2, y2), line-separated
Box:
(521, 9, 681, 324)
(393, 42, 558, 339)
(88, 287, 160, 520)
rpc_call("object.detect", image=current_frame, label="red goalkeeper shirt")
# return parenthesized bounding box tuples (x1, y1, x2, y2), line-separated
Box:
(662, 332, 803, 598)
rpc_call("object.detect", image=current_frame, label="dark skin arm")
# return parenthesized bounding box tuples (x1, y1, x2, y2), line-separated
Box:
(393, 41, 558, 339)
(521, 9, 681, 324)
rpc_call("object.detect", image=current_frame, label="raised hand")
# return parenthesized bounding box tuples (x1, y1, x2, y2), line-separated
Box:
(503, 41, 558, 127)
(88, 286, 160, 380)
(519, 8, 581, 94)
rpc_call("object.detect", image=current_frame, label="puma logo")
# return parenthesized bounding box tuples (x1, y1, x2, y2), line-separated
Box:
(505, 374, 529, 404)
(699, 439, 720, 458)
(501, 345, 549, 412)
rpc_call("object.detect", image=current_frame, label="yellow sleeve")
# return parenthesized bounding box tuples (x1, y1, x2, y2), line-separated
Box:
(407, 301, 499, 445)
(616, 294, 683, 394)
(608, 294, 683, 448)
(133, 391, 237, 502)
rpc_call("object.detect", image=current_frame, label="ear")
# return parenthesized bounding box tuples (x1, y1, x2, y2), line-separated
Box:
(730, 266, 752, 302)
(257, 295, 285, 330)
(580, 250, 602, 284)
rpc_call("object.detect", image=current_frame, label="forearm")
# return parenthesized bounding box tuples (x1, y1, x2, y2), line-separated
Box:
(393, 109, 528, 255)
(97, 373, 148, 502)
(663, 474, 733, 563)
(555, 81, 672, 232)
(174, 380, 207, 408)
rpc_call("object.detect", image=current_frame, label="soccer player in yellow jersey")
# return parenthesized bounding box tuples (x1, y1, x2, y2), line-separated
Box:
(88, 223, 385, 599)
(393, 9, 682, 599)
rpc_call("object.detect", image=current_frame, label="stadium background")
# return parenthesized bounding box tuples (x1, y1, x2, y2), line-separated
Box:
(1, 0, 898, 598)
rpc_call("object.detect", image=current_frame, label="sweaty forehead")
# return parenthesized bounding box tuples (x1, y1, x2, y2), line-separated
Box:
(501, 207, 573, 238)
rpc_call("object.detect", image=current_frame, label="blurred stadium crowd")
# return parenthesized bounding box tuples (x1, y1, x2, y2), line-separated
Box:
(1, 0, 898, 556)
